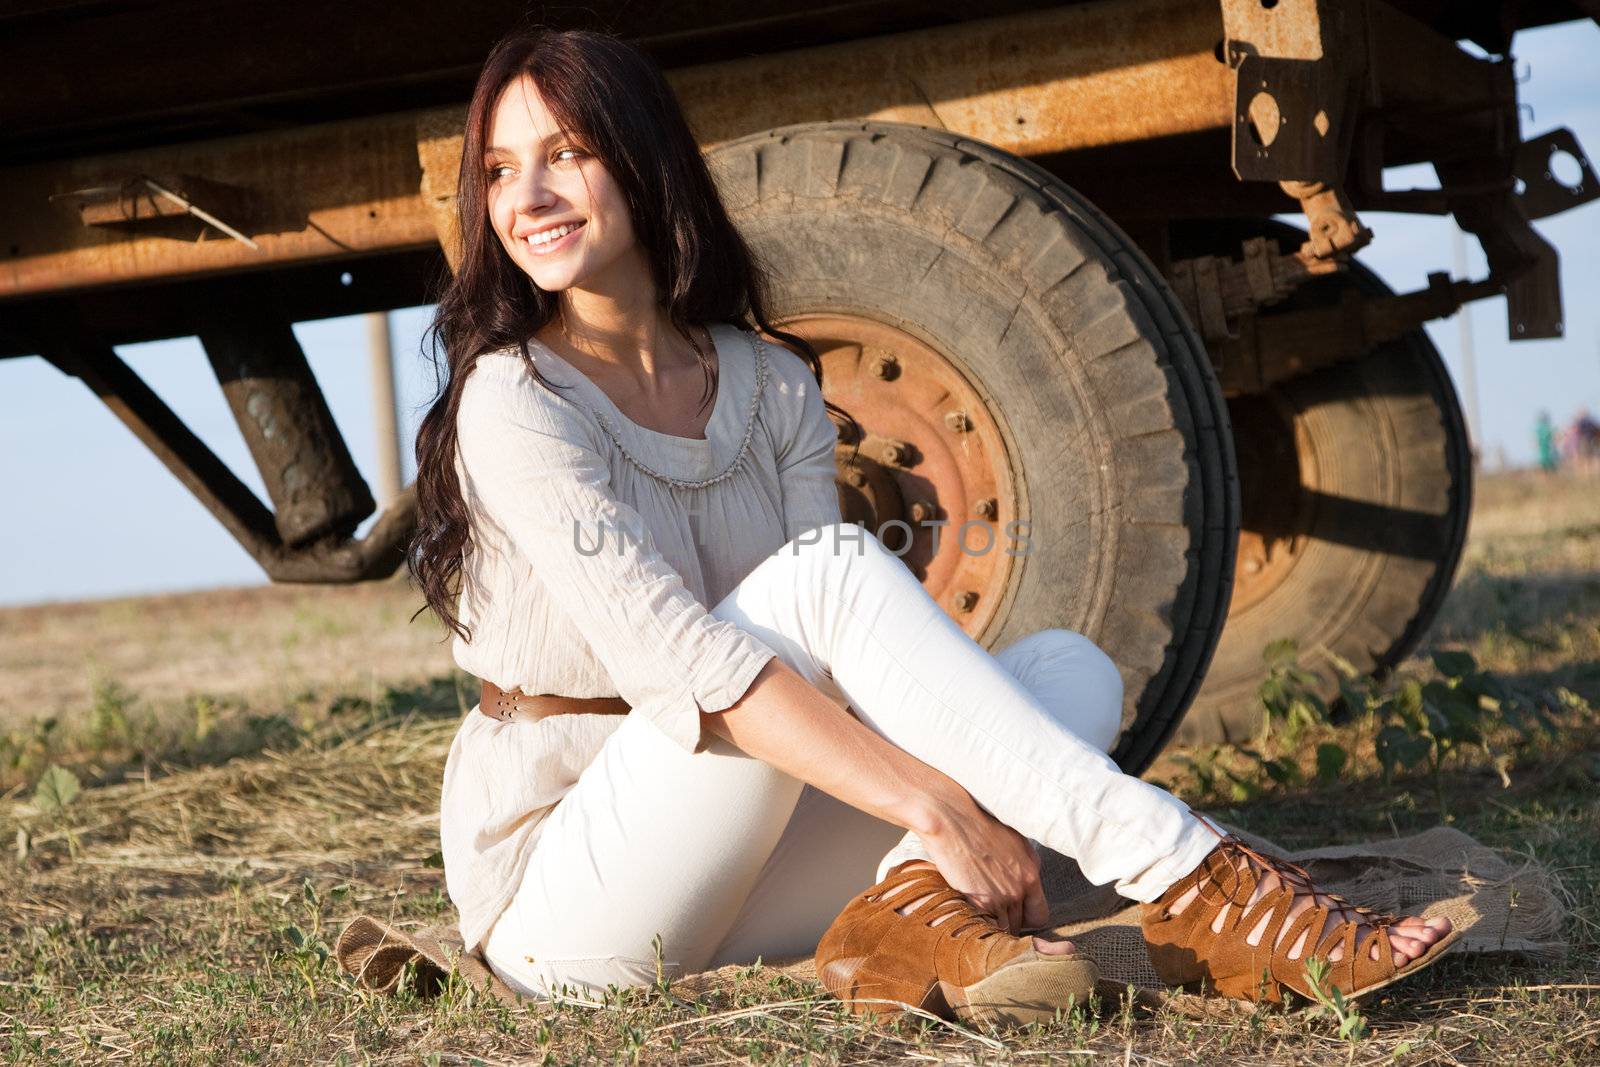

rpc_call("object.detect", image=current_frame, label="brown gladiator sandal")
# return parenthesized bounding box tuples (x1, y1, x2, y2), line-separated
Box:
(1141, 827, 1462, 1004)
(815, 859, 1100, 1028)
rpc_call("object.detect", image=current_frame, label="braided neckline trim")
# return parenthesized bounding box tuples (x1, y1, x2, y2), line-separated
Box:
(569, 328, 770, 491)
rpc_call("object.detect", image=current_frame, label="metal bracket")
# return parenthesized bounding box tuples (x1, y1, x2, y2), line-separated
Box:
(1438, 154, 1565, 340)
(1231, 53, 1349, 183)
(1514, 127, 1600, 220)
(1221, 0, 1364, 184)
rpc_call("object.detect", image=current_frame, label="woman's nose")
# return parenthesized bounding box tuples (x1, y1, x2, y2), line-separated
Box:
(511, 168, 556, 216)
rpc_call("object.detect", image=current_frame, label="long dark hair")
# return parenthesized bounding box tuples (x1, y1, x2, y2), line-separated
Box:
(408, 27, 857, 644)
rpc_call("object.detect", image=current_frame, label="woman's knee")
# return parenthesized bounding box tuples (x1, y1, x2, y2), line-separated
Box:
(997, 628, 1125, 754)
(714, 522, 896, 696)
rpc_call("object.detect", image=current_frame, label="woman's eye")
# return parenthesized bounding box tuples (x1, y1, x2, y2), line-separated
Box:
(487, 164, 513, 180)
(553, 147, 585, 164)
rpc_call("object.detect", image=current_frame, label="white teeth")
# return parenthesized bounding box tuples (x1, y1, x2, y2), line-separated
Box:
(527, 221, 583, 246)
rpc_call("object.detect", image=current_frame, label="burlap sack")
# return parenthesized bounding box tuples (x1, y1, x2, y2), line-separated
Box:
(334, 914, 524, 1006)
(335, 823, 1565, 1010)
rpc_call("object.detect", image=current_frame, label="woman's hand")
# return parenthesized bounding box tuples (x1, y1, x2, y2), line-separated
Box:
(704, 670, 1052, 934)
(916, 793, 1050, 936)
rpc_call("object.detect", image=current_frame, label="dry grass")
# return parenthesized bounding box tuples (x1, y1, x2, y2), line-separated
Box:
(0, 571, 455, 734)
(0, 471, 1596, 1064)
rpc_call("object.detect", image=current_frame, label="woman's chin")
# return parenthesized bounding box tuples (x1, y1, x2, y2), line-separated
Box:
(523, 266, 582, 292)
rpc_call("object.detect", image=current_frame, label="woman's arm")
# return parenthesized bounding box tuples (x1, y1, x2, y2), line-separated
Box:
(701, 655, 1052, 934)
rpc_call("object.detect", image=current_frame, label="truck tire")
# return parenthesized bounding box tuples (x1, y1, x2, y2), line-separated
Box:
(1169, 219, 1473, 745)
(708, 122, 1239, 774)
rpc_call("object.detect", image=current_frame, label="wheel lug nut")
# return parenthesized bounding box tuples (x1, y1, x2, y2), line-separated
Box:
(951, 590, 979, 613)
(878, 439, 912, 467)
(944, 410, 972, 433)
(974, 497, 997, 519)
(869, 354, 900, 380)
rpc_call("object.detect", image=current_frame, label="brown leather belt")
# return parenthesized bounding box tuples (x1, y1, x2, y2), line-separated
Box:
(478, 677, 631, 723)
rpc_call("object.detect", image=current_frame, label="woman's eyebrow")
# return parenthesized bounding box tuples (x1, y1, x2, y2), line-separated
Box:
(483, 132, 563, 157)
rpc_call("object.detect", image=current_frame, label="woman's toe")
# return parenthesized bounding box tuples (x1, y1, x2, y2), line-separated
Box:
(1387, 932, 1428, 959)
(1033, 936, 1077, 955)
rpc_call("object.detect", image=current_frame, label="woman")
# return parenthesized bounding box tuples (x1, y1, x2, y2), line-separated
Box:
(409, 28, 1456, 1021)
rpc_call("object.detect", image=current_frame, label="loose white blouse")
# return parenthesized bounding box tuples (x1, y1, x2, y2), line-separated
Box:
(438, 321, 843, 954)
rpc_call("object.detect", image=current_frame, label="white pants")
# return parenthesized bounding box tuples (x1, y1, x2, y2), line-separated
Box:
(483, 523, 1217, 1001)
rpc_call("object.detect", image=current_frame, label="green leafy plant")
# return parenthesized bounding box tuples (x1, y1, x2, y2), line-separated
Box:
(1302, 955, 1369, 1043)
(1372, 649, 1557, 817)
(275, 878, 349, 1001)
(1257, 638, 1328, 748)
(29, 764, 83, 859)
(1170, 640, 1563, 814)
(85, 677, 135, 751)
(31, 764, 80, 815)
(279, 923, 331, 1000)
(1172, 745, 1266, 803)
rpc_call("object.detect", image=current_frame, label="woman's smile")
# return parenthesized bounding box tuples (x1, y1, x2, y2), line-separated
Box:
(523, 218, 587, 256)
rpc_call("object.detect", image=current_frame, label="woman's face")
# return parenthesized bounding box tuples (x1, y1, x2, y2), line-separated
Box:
(482, 73, 639, 296)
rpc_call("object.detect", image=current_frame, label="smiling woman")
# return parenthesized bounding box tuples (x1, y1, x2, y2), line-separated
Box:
(406, 27, 1455, 1026)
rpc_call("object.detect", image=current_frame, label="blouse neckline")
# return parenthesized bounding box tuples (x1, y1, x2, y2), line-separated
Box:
(526, 322, 769, 490)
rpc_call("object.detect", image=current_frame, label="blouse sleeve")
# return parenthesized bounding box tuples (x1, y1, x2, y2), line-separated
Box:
(775, 359, 843, 543)
(455, 362, 778, 754)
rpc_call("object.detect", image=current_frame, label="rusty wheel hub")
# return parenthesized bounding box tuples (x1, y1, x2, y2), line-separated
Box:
(777, 314, 1018, 638)
(1227, 392, 1315, 613)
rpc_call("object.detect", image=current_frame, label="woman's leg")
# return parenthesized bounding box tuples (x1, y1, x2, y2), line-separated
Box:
(484, 522, 1215, 999)
(722, 523, 1448, 978)
(481, 709, 809, 1001)
(705, 627, 1124, 968)
(869, 627, 1125, 883)
(715, 523, 1220, 902)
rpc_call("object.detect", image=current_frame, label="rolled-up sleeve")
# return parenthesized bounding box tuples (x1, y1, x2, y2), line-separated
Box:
(456, 365, 777, 754)
(776, 365, 843, 543)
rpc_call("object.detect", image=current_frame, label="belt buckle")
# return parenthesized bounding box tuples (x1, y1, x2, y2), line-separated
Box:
(480, 679, 546, 723)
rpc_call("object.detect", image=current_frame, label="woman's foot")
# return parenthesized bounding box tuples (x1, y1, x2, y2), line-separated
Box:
(816, 859, 1099, 1028)
(1141, 831, 1460, 1003)
(1163, 852, 1450, 967)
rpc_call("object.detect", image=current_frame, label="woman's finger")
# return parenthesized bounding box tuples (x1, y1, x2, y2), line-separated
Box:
(1023, 875, 1050, 931)
(1004, 895, 1023, 935)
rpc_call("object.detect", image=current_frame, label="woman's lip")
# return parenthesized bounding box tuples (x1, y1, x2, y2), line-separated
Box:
(525, 220, 586, 256)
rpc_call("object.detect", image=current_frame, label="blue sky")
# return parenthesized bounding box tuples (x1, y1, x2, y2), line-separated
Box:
(3, 21, 1596, 608)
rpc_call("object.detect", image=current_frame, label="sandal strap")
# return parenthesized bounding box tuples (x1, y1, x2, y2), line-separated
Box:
(1197, 823, 1404, 928)
(868, 863, 1006, 941)
(1140, 814, 1437, 1002)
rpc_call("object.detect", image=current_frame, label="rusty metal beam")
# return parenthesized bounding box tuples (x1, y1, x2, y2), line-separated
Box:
(35, 325, 284, 559)
(1215, 271, 1503, 393)
(27, 313, 416, 582)
(677, 0, 1230, 157)
(3, 112, 438, 299)
(6, 0, 1235, 299)
(6, 0, 1575, 309)
(0, 247, 446, 359)
(194, 300, 376, 547)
